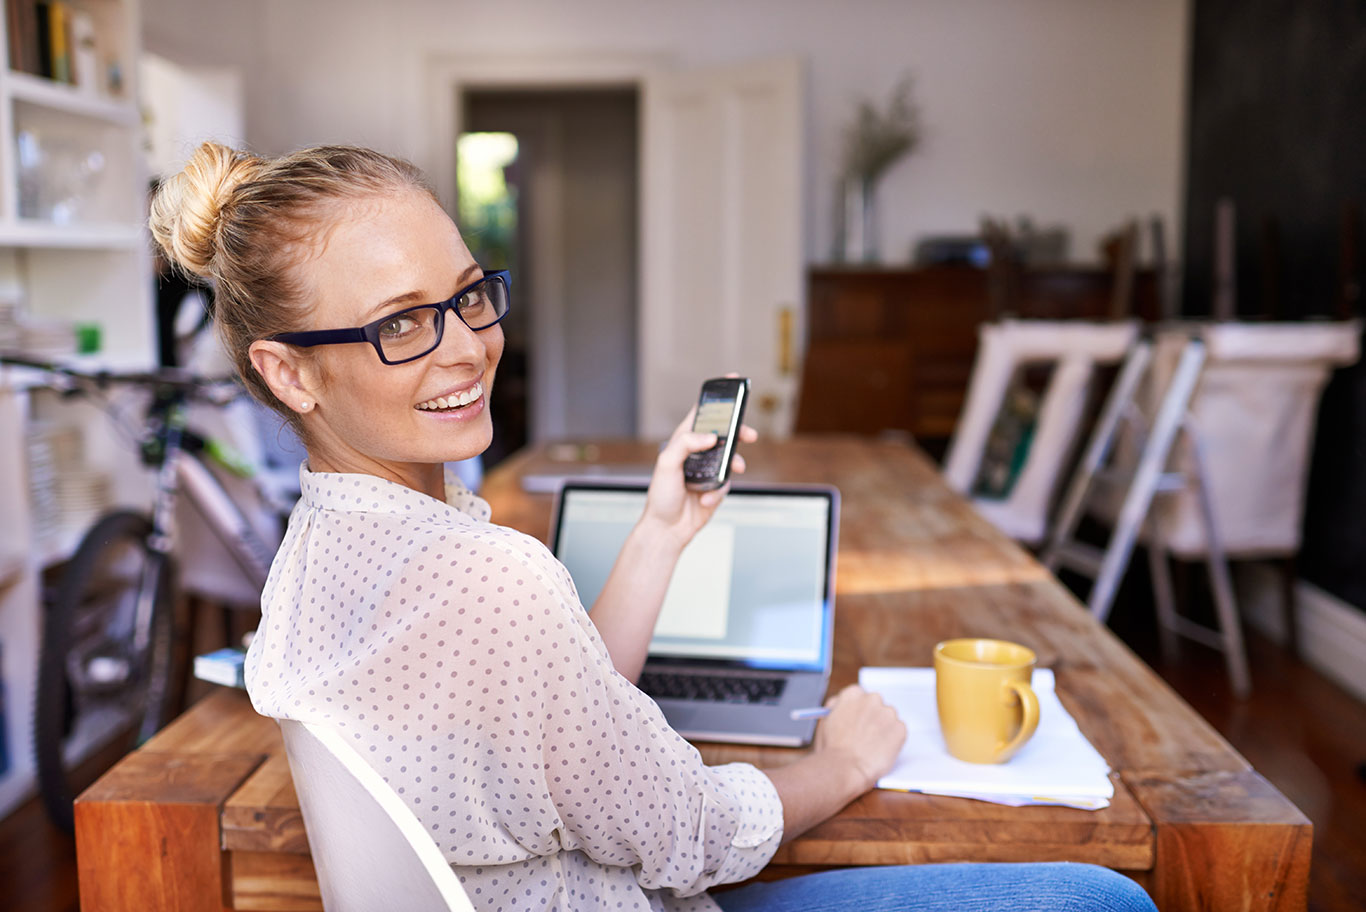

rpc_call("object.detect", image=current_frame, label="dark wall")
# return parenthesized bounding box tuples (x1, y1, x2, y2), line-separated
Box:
(1184, 0, 1365, 319)
(1183, 1, 1366, 606)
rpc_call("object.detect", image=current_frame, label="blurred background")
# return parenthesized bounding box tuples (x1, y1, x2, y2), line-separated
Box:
(0, 0, 1363, 909)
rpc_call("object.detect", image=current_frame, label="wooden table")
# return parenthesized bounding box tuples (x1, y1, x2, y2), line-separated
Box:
(74, 437, 1311, 911)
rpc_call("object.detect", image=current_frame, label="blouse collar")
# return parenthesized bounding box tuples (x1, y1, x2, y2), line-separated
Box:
(297, 461, 492, 523)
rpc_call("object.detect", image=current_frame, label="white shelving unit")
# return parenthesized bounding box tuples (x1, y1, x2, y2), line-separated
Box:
(0, 0, 151, 820)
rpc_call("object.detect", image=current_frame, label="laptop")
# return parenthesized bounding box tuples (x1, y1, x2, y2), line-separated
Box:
(550, 481, 839, 746)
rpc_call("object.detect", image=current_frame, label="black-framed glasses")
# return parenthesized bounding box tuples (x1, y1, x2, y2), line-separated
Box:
(269, 270, 511, 365)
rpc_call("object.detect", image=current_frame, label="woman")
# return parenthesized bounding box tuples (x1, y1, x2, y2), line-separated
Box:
(150, 142, 1155, 912)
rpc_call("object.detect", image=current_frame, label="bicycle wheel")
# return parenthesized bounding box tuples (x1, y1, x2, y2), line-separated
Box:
(33, 510, 184, 832)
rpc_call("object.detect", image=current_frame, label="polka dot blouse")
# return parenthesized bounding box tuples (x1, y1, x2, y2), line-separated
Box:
(246, 463, 784, 911)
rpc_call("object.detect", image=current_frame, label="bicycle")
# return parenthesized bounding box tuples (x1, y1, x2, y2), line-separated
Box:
(1, 352, 288, 832)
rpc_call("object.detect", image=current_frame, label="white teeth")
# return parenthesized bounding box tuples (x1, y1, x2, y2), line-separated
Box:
(416, 382, 482, 412)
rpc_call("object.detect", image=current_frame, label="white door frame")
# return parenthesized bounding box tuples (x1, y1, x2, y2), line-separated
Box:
(419, 52, 669, 210)
(418, 53, 668, 442)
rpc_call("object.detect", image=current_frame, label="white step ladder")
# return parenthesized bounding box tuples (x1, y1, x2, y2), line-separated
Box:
(1042, 338, 1251, 697)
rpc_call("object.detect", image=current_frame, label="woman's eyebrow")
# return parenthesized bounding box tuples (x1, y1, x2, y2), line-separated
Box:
(362, 266, 482, 321)
(363, 290, 427, 321)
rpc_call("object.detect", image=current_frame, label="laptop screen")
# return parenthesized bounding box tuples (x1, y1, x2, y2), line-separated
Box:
(551, 484, 837, 671)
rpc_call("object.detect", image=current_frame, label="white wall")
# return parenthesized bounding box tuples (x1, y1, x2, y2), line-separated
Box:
(144, 0, 1188, 265)
(141, 54, 246, 178)
(141, 0, 269, 154)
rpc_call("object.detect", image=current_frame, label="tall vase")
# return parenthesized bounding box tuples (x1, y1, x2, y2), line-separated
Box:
(840, 177, 878, 264)
(860, 177, 879, 263)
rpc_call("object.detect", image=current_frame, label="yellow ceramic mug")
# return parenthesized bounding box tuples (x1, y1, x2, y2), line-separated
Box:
(934, 638, 1041, 764)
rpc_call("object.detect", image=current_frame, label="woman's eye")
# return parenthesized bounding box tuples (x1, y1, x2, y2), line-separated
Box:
(379, 315, 418, 337)
(459, 290, 488, 313)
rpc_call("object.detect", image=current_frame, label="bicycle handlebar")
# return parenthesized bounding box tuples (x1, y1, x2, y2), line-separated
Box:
(0, 351, 242, 405)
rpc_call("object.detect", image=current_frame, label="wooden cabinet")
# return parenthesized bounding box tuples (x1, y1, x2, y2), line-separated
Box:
(0, 0, 150, 819)
(794, 265, 1157, 441)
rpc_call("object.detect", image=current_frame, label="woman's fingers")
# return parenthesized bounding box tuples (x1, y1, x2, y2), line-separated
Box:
(699, 483, 730, 508)
(656, 429, 716, 472)
(657, 392, 756, 481)
(667, 407, 698, 443)
(816, 685, 907, 788)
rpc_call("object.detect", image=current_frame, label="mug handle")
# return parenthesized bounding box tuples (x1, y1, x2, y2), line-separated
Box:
(996, 680, 1040, 762)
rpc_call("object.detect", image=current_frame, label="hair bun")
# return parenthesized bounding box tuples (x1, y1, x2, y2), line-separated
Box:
(149, 142, 264, 278)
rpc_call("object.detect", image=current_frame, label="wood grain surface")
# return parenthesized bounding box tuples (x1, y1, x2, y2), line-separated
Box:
(74, 436, 1311, 911)
(75, 750, 263, 912)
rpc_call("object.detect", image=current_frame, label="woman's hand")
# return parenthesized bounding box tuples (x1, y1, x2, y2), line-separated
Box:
(812, 685, 907, 792)
(587, 401, 755, 680)
(762, 685, 907, 844)
(639, 407, 758, 550)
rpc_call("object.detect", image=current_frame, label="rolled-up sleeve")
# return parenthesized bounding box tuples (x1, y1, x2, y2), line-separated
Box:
(689, 762, 784, 886)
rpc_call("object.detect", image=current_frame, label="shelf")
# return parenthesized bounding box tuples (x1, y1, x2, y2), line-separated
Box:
(0, 0, 147, 827)
(0, 218, 143, 249)
(0, 363, 49, 390)
(0, 351, 158, 395)
(6, 71, 138, 125)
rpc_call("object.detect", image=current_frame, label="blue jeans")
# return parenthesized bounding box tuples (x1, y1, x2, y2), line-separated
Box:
(714, 863, 1157, 912)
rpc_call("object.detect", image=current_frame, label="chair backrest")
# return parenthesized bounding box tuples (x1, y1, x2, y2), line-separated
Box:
(278, 719, 475, 912)
(1149, 320, 1361, 557)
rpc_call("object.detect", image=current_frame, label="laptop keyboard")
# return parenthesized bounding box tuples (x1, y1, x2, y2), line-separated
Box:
(638, 671, 787, 705)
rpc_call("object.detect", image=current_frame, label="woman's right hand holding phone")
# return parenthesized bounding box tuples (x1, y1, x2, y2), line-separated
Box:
(638, 407, 757, 551)
(588, 405, 755, 682)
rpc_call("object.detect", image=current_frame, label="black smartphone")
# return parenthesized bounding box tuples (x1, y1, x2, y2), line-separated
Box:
(682, 377, 750, 491)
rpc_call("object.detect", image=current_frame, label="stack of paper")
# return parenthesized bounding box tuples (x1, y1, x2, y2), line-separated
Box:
(858, 667, 1114, 810)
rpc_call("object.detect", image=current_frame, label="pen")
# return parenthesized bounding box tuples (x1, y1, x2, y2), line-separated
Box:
(789, 706, 831, 721)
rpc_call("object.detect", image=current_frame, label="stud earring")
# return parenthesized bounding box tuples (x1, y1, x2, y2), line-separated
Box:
(300, 400, 312, 412)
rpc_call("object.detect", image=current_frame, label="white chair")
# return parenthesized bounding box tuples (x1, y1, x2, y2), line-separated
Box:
(944, 318, 1140, 544)
(278, 719, 475, 912)
(1042, 338, 1254, 694)
(1045, 321, 1362, 696)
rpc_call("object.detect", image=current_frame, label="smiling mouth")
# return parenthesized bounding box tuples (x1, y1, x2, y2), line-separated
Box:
(415, 381, 483, 412)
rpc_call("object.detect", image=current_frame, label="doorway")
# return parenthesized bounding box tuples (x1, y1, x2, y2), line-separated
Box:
(460, 88, 639, 467)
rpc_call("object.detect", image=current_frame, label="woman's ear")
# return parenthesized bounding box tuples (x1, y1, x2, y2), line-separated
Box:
(249, 340, 318, 414)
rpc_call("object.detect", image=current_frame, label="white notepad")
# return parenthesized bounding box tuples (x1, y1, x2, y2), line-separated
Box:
(858, 667, 1114, 810)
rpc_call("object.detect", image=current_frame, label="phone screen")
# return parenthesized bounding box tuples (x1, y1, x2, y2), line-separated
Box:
(684, 378, 748, 490)
(694, 388, 739, 436)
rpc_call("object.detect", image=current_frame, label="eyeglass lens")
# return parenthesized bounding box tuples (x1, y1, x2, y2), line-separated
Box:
(376, 277, 508, 363)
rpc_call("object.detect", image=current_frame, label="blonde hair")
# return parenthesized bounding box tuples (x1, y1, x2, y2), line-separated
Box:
(148, 142, 434, 430)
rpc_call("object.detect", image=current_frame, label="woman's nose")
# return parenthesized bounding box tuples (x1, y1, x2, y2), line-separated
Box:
(431, 308, 486, 366)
